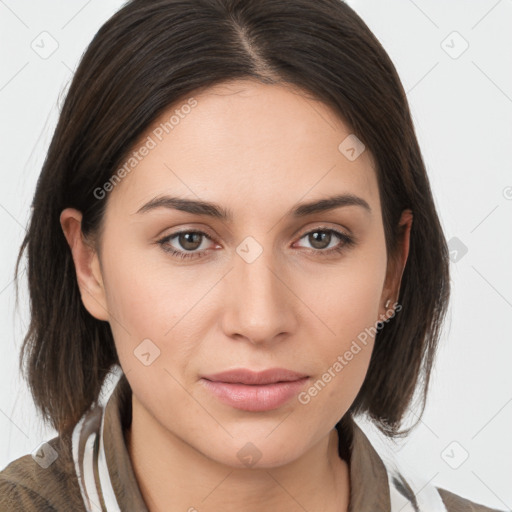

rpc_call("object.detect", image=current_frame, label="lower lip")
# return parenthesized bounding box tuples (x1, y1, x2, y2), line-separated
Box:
(200, 377, 310, 412)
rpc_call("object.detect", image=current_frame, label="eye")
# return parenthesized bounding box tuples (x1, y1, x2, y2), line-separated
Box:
(294, 227, 355, 256)
(157, 226, 356, 261)
(157, 230, 216, 260)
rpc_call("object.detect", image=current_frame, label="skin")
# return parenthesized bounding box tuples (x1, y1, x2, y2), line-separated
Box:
(60, 79, 412, 512)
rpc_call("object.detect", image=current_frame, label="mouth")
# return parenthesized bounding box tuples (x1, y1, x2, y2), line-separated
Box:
(200, 367, 309, 385)
(199, 368, 310, 412)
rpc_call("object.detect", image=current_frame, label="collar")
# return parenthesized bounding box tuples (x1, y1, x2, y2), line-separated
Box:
(72, 373, 447, 512)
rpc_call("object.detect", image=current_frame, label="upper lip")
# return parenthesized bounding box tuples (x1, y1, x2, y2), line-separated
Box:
(201, 368, 309, 385)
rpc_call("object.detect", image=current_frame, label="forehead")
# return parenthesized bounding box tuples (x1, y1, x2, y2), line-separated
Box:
(107, 79, 379, 218)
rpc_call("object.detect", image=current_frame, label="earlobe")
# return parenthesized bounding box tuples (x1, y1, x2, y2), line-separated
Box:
(59, 208, 110, 322)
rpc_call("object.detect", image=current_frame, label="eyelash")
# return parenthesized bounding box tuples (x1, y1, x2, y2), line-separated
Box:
(157, 227, 355, 261)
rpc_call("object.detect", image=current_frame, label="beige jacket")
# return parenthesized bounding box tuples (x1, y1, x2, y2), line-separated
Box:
(0, 374, 503, 511)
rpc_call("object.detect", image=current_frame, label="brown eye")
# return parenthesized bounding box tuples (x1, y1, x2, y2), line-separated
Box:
(295, 227, 354, 255)
(157, 230, 215, 260)
(177, 232, 203, 251)
(308, 230, 333, 250)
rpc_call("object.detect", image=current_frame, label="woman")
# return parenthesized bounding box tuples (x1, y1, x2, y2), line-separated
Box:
(0, 0, 503, 510)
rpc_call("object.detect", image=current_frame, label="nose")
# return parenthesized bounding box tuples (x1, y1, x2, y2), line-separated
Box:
(220, 243, 298, 346)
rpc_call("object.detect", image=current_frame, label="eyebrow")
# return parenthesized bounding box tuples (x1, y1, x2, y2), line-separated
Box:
(135, 193, 372, 220)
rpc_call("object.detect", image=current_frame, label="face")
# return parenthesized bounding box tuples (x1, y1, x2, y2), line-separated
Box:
(62, 79, 410, 469)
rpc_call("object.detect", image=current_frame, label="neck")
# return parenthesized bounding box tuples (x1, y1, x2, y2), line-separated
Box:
(125, 395, 350, 512)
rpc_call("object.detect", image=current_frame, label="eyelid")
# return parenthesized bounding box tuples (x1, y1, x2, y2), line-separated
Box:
(295, 223, 352, 241)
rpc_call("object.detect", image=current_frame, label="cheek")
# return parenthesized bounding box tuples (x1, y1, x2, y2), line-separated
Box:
(297, 295, 377, 426)
(302, 345, 373, 411)
(100, 247, 216, 378)
(98, 245, 171, 366)
(301, 247, 387, 340)
(100, 241, 193, 334)
(296, 248, 386, 405)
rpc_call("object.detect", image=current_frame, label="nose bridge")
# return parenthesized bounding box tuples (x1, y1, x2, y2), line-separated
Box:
(224, 235, 294, 341)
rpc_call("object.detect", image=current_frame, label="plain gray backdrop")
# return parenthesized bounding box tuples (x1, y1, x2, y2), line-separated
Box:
(1, 0, 511, 510)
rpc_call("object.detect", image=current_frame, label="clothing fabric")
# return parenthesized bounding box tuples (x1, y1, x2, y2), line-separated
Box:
(0, 374, 503, 511)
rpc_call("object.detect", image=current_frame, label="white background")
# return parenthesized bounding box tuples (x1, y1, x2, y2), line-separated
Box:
(0, 0, 511, 510)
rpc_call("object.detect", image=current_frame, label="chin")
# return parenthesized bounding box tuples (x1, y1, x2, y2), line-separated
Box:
(198, 435, 307, 471)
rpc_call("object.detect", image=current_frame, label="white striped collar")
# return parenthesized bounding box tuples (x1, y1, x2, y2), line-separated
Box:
(71, 401, 122, 512)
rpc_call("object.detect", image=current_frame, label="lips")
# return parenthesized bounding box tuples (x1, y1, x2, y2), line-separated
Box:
(199, 368, 310, 412)
(201, 368, 308, 385)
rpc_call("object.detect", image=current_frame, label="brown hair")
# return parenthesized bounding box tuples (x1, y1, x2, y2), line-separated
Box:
(15, 0, 450, 439)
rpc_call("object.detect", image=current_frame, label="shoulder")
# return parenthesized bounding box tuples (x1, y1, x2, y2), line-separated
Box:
(0, 435, 86, 512)
(437, 486, 506, 512)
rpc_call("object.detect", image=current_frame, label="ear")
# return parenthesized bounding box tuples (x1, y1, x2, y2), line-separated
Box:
(59, 208, 109, 321)
(380, 209, 413, 317)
